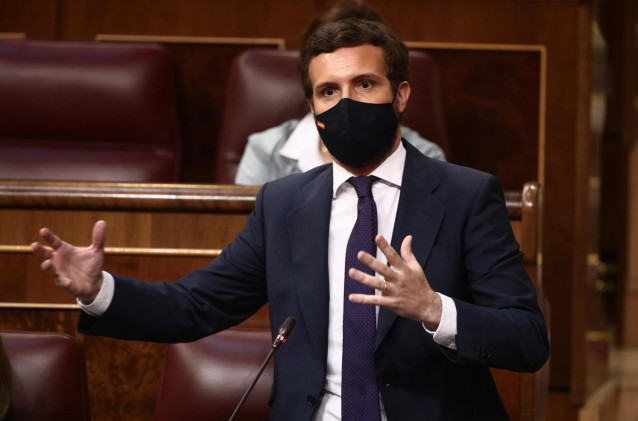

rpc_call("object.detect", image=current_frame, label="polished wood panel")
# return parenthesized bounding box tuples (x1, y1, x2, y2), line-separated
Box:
(0, 32, 25, 39)
(0, 0, 57, 39)
(0, 182, 259, 306)
(407, 43, 543, 190)
(56, 0, 314, 45)
(0, 254, 216, 304)
(0, 181, 258, 212)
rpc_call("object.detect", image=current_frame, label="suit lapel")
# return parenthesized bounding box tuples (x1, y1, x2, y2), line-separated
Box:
(289, 169, 333, 361)
(375, 143, 446, 350)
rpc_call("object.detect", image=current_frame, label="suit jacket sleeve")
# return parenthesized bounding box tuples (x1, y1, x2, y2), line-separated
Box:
(77, 186, 271, 343)
(439, 174, 549, 372)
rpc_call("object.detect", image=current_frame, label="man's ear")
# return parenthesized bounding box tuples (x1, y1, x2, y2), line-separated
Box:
(394, 81, 411, 114)
(306, 98, 315, 115)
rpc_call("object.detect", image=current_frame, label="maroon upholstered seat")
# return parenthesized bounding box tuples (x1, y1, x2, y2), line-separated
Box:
(214, 49, 307, 184)
(214, 48, 449, 184)
(0, 40, 181, 182)
(154, 328, 273, 421)
(0, 330, 90, 421)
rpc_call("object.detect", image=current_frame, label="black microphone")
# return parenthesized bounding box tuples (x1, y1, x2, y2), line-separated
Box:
(272, 315, 296, 349)
(228, 316, 296, 421)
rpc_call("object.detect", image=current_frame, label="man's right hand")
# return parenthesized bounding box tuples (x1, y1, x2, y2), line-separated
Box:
(30, 220, 107, 304)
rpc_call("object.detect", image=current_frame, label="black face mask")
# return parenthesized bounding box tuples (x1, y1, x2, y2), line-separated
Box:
(314, 98, 399, 168)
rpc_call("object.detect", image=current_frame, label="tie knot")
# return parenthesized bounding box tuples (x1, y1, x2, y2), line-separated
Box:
(348, 176, 377, 198)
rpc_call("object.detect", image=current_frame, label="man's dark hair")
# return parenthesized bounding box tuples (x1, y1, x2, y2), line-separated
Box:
(300, 17, 409, 99)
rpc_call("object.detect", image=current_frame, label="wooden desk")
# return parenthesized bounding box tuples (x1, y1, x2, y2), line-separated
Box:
(0, 180, 545, 421)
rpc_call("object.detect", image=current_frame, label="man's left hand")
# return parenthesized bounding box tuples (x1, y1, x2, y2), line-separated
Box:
(348, 234, 442, 331)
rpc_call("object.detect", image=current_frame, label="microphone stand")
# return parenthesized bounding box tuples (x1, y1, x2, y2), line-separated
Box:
(227, 347, 276, 421)
(228, 317, 295, 421)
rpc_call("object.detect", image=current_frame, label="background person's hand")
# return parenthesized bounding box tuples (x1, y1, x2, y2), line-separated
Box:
(348, 234, 443, 331)
(30, 220, 107, 304)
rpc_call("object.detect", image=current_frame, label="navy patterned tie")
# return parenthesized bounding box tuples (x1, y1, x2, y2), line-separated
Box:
(342, 176, 382, 421)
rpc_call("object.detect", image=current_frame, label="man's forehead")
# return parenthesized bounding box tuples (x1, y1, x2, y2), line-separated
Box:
(310, 44, 384, 65)
(308, 44, 386, 84)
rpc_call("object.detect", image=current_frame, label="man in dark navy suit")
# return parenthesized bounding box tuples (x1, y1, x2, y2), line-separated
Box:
(32, 18, 549, 421)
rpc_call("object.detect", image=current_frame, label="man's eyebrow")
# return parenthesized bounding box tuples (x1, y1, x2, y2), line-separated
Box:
(314, 81, 337, 92)
(313, 73, 384, 92)
(352, 73, 383, 81)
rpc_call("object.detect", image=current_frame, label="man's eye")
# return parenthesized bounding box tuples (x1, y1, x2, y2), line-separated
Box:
(360, 81, 372, 89)
(325, 88, 335, 96)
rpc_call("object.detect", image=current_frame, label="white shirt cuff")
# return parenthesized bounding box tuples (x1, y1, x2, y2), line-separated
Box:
(76, 271, 114, 317)
(423, 293, 457, 350)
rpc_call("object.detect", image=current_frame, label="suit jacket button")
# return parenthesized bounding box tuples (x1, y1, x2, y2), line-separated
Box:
(307, 396, 316, 406)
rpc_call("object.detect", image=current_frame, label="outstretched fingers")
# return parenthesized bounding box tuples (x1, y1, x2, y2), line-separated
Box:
(376, 234, 410, 272)
(348, 234, 422, 288)
(354, 250, 387, 277)
(399, 235, 420, 267)
(91, 220, 107, 251)
(30, 240, 52, 261)
(38, 227, 64, 250)
(39, 258, 59, 278)
(30, 227, 63, 268)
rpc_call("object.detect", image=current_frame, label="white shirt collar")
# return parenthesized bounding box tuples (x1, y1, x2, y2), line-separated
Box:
(279, 112, 324, 172)
(332, 141, 406, 198)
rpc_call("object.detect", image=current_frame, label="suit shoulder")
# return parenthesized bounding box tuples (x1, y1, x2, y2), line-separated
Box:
(405, 150, 504, 210)
(409, 144, 495, 185)
(260, 164, 331, 197)
(431, 158, 494, 182)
